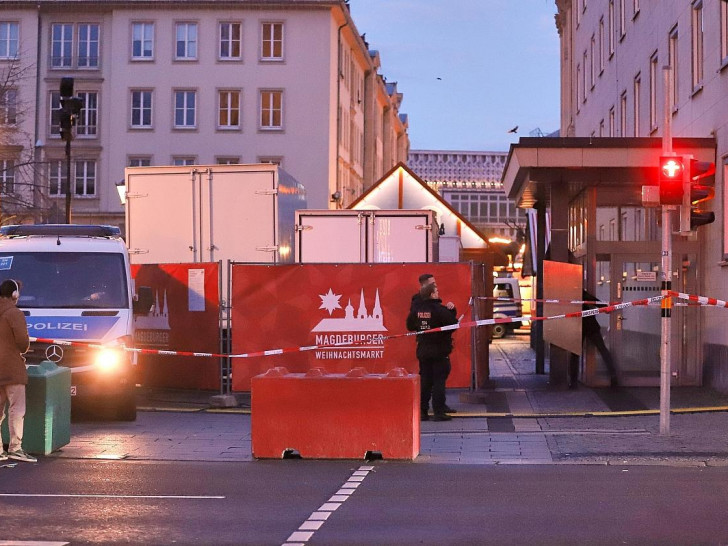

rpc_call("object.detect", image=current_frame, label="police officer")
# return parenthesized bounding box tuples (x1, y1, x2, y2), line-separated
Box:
(407, 282, 457, 421)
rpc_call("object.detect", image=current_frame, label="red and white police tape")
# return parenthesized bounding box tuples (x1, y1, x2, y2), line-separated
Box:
(28, 294, 674, 364)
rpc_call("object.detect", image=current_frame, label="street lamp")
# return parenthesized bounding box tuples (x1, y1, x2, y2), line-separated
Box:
(115, 179, 126, 205)
(59, 77, 84, 224)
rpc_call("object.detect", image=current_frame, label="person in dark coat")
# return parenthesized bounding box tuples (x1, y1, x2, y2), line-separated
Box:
(0, 279, 34, 463)
(407, 273, 436, 330)
(579, 289, 619, 388)
(407, 282, 458, 421)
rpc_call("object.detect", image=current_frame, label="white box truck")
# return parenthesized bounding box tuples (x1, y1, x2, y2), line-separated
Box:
(0, 224, 153, 420)
(294, 209, 439, 263)
(125, 163, 307, 275)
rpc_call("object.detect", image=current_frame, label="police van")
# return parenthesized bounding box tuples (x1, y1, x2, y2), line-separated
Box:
(492, 277, 523, 339)
(0, 225, 152, 420)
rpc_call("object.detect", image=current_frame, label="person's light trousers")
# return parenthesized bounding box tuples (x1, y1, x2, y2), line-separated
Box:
(0, 384, 26, 452)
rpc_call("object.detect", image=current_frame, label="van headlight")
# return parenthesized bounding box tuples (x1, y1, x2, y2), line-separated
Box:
(95, 348, 123, 372)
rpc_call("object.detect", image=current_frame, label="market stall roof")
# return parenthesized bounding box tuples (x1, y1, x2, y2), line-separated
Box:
(349, 162, 492, 250)
(502, 137, 716, 209)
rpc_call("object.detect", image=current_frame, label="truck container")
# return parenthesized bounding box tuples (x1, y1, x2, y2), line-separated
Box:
(0, 224, 153, 421)
(125, 163, 307, 276)
(294, 209, 439, 263)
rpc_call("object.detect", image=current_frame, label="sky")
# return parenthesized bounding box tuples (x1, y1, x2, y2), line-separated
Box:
(348, 0, 561, 153)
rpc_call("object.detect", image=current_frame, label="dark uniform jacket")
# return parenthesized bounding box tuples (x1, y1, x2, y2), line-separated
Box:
(0, 297, 30, 386)
(407, 297, 458, 360)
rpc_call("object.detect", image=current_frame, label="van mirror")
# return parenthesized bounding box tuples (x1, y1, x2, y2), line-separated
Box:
(133, 286, 153, 315)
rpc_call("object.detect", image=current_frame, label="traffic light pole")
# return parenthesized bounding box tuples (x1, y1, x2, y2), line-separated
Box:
(659, 66, 673, 436)
(64, 138, 72, 224)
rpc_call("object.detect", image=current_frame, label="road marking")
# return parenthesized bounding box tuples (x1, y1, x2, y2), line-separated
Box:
(0, 542, 70, 546)
(0, 494, 224, 499)
(283, 465, 375, 545)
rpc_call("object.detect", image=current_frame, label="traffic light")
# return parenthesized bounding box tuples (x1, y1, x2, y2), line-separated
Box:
(679, 158, 716, 231)
(58, 77, 84, 142)
(659, 155, 685, 205)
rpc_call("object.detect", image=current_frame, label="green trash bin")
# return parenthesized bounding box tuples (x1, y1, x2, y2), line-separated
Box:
(1, 361, 71, 455)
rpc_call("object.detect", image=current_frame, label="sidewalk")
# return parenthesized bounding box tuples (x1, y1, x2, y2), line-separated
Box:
(41, 334, 728, 466)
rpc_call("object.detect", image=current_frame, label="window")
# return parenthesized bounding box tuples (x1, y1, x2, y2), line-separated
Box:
(258, 156, 282, 166)
(721, 1, 728, 66)
(691, 1, 704, 91)
(261, 22, 283, 60)
(49, 159, 96, 197)
(128, 157, 151, 167)
(174, 90, 196, 128)
(649, 52, 658, 130)
(620, 91, 627, 136)
(576, 64, 581, 108)
(49, 92, 62, 137)
(132, 22, 154, 60)
(173, 157, 196, 166)
(608, 1, 615, 56)
(0, 22, 19, 59)
(77, 24, 99, 68)
(75, 91, 97, 137)
(633, 75, 640, 136)
(216, 157, 240, 165)
(582, 50, 588, 99)
(669, 26, 679, 109)
(0, 89, 17, 125)
(633, 0, 640, 17)
(609, 106, 615, 136)
(259, 90, 282, 129)
(175, 22, 197, 60)
(599, 18, 605, 72)
(219, 22, 242, 60)
(51, 23, 73, 68)
(599, 119, 605, 137)
(218, 90, 241, 129)
(131, 90, 153, 128)
(590, 35, 596, 88)
(618, 0, 626, 39)
(0, 159, 14, 193)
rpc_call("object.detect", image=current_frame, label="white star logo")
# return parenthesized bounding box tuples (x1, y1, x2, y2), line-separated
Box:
(319, 288, 342, 316)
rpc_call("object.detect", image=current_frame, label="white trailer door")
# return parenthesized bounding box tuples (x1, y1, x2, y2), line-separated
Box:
(126, 171, 198, 264)
(370, 214, 432, 262)
(202, 168, 276, 263)
(296, 214, 365, 263)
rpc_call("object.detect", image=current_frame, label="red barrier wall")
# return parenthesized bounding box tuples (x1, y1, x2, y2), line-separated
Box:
(231, 263, 472, 391)
(131, 263, 221, 389)
(251, 366, 420, 460)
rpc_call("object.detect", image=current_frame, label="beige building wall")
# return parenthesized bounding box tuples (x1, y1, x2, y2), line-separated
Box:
(0, 1, 409, 226)
(556, 0, 728, 380)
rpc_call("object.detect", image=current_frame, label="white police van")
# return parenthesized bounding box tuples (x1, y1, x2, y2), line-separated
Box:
(0, 225, 152, 420)
(492, 277, 523, 339)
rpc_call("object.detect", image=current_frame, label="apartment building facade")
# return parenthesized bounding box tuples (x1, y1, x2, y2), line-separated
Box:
(551, 0, 728, 388)
(0, 0, 409, 227)
(408, 149, 525, 241)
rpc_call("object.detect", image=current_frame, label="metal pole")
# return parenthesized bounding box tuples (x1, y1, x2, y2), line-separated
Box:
(64, 138, 72, 224)
(659, 66, 673, 436)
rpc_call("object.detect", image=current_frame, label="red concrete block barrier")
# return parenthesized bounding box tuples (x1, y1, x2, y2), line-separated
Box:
(251, 366, 420, 460)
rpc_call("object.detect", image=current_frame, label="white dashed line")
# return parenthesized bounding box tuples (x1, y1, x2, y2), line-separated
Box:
(283, 465, 375, 545)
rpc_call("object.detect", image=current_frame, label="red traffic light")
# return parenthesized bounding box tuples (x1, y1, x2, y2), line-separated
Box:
(659, 155, 685, 205)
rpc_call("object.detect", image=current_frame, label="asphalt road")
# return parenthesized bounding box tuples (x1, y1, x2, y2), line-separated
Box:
(3, 459, 728, 545)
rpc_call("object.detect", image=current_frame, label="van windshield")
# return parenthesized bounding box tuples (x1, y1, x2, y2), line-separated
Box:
(0, 252, 128, 309)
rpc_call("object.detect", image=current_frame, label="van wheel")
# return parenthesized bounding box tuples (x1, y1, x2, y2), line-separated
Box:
(492, 324, 507, 339)
(116, 396, 137, 422)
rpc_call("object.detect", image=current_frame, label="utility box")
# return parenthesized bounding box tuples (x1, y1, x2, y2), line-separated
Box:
(438, 235, 463, 262)
(295, 209, 438, 263)
(125, 163, 307, 273)
(1, 361, 71, 455)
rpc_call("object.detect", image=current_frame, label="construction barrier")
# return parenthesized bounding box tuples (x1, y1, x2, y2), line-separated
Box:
(131, 263, 221, 389)
(230, 263, 476, 391)
(251, 366, 420, 460)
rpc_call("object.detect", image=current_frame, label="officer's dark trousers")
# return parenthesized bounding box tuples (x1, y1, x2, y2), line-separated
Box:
(419, 356, 451, 414)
